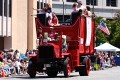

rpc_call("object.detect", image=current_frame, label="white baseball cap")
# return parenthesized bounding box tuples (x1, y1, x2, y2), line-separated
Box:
(77, 0, 82, 4)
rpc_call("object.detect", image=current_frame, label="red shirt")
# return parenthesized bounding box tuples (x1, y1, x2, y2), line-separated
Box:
(0, 54, 3, 59)
(52, 17, 58, 25)
(48, 20, 54, 26)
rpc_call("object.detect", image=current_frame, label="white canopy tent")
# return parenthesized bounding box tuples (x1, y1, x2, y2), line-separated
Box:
(95, 42, 120, 52)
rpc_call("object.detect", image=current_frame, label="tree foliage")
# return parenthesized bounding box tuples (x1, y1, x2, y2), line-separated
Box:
(114, 11, 120, 23)
(95, 15, 120, 48)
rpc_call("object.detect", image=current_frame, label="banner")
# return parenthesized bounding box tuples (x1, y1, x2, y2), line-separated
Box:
(85, 17, 92, 46)
(79, 17, 85, 53)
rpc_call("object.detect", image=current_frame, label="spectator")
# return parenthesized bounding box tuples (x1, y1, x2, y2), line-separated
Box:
(90, 55, 96, 70)
(3, 59, 11, 76)
(25, 49, 30, 58)
(11, 59, 16, 74)
(104, 57, 112, 68)
(13, 50, 20, 60)
(0, 51, 3, 62)
(3, 49, 8, 59)
(100, 54, 105, 70)
(15, 59, 21, 74)
(20, 60, 27, 74)
(0, 61, 4, 69)
(8, 49, 14, 60)
(96, 55, 101, 70)
(8, 59, 15, 74)
(7, 51, 13, 60)
(110, 54, 116, 66)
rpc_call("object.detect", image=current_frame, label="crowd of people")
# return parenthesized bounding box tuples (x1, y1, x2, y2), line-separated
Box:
(0, 49, 35, 77)
(72, 0, 92, 17)
(0, 48, 119, 77)
(33, 0, 93, 27)
(0, 49, 119, 77)
(90, 51, 119, 71)
(33, 3, 60, 26)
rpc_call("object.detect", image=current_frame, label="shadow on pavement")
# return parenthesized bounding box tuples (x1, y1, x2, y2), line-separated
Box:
(11, 74, 79, 79)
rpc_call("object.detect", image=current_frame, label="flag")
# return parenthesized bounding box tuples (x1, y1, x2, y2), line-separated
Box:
(97, 21, 110, 35)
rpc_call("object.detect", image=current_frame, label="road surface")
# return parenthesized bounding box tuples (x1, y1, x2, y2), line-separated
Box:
(1, 66, 120, 80)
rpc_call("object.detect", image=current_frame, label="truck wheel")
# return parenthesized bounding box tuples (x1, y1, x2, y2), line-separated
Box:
(79, 57, 90, 76)
(63, 57, 71, 77)
(46, 68, 58, 77)
(29, 70, 36, 78)
(28, 61, 36, 78)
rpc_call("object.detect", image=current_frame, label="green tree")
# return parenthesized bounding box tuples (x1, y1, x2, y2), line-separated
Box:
(95, 16, 109, 46)
(95, 16, 120, 48)
(108, 20, 120, 48)
(114, 11, 120, 23)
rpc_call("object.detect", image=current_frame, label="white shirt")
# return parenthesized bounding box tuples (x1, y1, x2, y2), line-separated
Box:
(77, 5, 86, 11)
(16, 53, 20, 59)
(77, 5, 86, 15)
(15, 61, 21, 69)
(88, 11, 92, 16)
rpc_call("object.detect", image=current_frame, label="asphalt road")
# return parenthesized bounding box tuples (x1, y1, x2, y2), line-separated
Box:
(1, 66, 120, 80)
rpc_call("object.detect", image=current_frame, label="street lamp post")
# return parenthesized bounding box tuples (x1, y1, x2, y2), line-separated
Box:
(92, 0, 95, 14)
(39, 0, 41, 9)
(62, 0, 65, 22)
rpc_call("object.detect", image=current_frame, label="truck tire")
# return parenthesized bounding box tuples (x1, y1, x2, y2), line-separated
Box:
(46, 67, 58, 77)
(28, 61, 36, 78)
(79, 57, 90, 76)
(63, 57, 71, 77)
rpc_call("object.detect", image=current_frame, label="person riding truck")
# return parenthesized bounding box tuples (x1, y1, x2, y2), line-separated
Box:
(62, 35, 68, 53)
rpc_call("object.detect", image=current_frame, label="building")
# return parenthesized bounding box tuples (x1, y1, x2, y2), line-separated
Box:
(53, 0, 120, 19)
(0, 0, 52, 53)
(0, 0, 120, 53)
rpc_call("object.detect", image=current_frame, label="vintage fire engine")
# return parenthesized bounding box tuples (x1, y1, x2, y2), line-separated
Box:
(27, 12, 95, 78)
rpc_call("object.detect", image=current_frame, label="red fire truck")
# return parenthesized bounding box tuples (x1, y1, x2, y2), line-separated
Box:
(27, 12, 95, 78)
